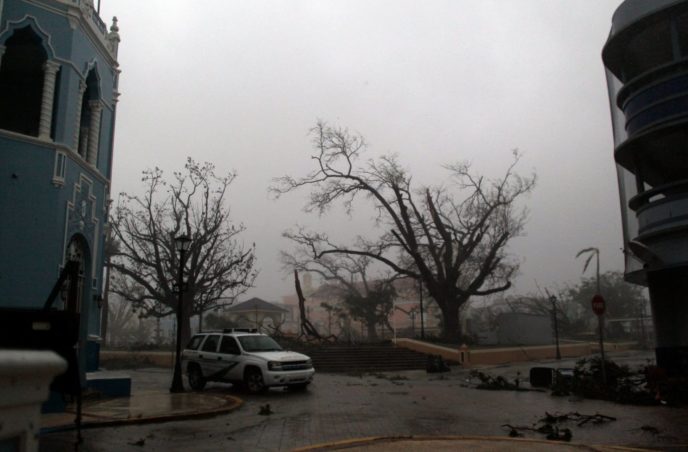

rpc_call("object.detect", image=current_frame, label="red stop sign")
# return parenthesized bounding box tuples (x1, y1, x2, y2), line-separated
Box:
(591, 294, 606, 316)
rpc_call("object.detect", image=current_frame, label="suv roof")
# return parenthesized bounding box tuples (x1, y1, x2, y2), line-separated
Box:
(194, 328, 262, 336)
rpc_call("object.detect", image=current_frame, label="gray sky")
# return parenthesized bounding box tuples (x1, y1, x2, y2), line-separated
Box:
(100, 0, 625, 303)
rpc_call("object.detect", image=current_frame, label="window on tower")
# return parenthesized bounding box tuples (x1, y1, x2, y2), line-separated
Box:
(675, 10, 688, 58)
(622, 19, 673, 82)
(0, 26, 47, 136)
(77, 69, 100, 162)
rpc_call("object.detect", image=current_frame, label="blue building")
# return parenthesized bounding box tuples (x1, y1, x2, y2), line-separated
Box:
(0, 0, 120, 375)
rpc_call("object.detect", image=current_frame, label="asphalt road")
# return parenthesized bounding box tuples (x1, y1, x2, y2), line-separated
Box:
(40, 351, 688, 451)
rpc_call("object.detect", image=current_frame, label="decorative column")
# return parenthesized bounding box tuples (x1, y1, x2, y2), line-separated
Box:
(73, 80, 86, 154)
(86, 100, 102, 165)
(107, 17, 120, 58)
(38, 60, 60, 140)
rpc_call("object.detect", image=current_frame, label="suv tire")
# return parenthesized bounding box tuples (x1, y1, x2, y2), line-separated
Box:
(188, 365, 206, 391)
(244, 368, 266, 394)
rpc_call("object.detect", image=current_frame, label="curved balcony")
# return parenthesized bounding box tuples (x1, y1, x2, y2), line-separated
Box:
(630, 179, 688, 268)
(621, 68, 688, 137)
(629, 179, 688, 211)
(635, 196, 688, 238)
(603, 1, 686, 82)
(614, 120, 688, 187)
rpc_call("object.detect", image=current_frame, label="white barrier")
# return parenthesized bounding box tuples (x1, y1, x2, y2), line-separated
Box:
(0, 350, 66, 452)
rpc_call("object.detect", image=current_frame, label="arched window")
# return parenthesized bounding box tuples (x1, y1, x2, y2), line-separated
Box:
(0, 26, 47, 136)
(64, 236, 87, 314)
(77, 69, 102, 163)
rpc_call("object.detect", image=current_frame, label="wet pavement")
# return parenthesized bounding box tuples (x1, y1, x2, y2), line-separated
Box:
(293, 436, 651, 451)
(42, 390, 242, 430)
(39, 351, 688, 451)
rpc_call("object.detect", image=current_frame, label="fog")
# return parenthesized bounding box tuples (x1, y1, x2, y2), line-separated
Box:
(99, 0, 624, 302)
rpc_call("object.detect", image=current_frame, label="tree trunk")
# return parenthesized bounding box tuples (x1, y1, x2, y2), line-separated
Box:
(294, 270, 323, 340)
(439, 301, 462, 342)
(366, 320, 378, 341)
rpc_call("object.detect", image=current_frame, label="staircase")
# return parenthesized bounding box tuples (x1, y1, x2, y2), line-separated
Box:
(289, 343, 429, 373)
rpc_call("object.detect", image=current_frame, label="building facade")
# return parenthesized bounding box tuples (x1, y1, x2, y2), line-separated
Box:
(0, 0, 120, 372)
(603, 0, 688, 374)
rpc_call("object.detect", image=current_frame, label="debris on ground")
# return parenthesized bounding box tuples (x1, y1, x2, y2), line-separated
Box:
(636, 424, 678, 442)
(426, 355, 450, 373)
(127, 438, 146, 446)
(503, 425, 524, 437)
(502, 411, 616, 442)
(259, 404, 273, 415)
(539, 411, 616, 427)
(541, 425, 573, 442)
(640, 425, 661, 435)
(549, 357, 688, 405)
(470, 370, 531, 391)
(371, 373, 409, 381)
(469, 356, 688, 406)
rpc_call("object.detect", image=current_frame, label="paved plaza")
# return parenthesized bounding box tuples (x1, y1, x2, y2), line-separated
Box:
(40, 351, 688, 451)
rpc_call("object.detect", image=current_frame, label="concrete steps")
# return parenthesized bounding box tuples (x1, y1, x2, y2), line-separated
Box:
(86, 370, 131, 397)
(289, 343, 429, 373)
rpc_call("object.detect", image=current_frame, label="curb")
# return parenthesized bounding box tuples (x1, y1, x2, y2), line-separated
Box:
(40, 393, 243, 433)
(291, 435, 655, 451)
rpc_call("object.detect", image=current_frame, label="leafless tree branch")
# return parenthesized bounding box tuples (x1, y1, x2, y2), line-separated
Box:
(272, 122, 535, 340)
(110, 158, 257, 345)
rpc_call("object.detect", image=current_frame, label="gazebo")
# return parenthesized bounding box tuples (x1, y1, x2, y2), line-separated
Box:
(225, 297, 289, 332)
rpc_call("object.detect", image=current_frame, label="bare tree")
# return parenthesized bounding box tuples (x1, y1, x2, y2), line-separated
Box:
(110, 158, 257, 346)
(106, 294, 137, 347)
(105, 293, 156, 348)
(504, 293, 587, 338)
(282, 249, 396, 340)
(272, 121, 535, 340)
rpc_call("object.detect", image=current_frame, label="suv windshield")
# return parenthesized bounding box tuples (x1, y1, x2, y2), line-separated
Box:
(238, 335, 283, 352)
(186, 335, 204, 350)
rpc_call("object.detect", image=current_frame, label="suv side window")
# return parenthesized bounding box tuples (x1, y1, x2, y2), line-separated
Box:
(201, 334, 220, 352)
(219, 336, 240, 355)
(186, 335, 204, 350)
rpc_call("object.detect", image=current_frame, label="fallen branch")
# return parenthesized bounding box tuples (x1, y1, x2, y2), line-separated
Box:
(539, 411, 616, 427)
(503, 411, 616, 442)
(470, 370, 533, 391)
(294, 270, 336, 343)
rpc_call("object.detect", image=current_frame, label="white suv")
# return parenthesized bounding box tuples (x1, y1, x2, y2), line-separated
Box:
(181, 329, 315, 393)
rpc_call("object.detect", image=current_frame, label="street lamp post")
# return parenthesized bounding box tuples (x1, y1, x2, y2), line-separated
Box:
(392, 300, 397, 343)
(170, 234, 191, 393)
(550, 295, 561, 360)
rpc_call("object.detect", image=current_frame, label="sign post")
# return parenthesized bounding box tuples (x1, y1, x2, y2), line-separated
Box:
(591, 294, 607, 385)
